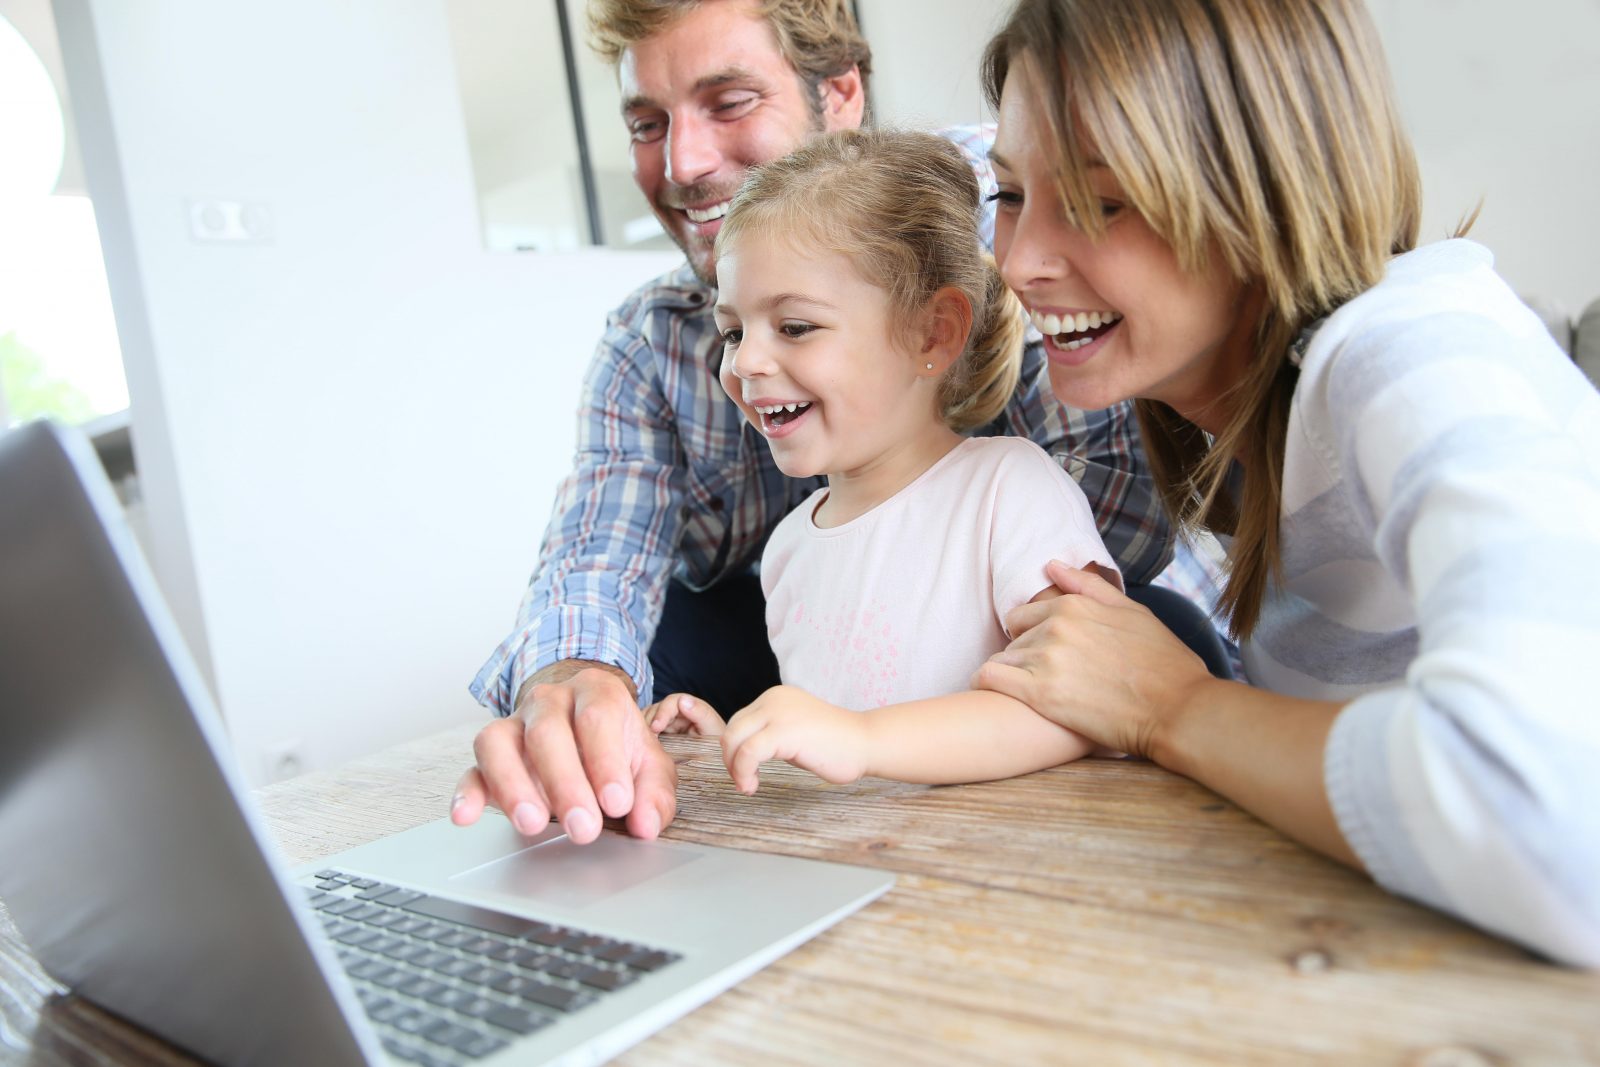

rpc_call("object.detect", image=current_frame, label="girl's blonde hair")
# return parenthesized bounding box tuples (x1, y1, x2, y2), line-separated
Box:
(716, 128, 1026, 433)
(982, 0, 1421, 638)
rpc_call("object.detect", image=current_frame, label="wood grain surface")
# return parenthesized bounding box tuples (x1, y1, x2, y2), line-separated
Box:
(3, 725, 1597, 1065)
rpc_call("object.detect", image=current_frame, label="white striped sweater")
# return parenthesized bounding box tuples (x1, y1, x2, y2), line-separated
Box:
(1242, 239, 1600, 966)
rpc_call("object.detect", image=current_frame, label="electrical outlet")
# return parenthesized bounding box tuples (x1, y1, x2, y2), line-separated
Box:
(264, 739, 307, 783)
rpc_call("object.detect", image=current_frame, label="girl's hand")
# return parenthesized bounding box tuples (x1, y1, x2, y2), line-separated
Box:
(643, 693, 725, 737)
(721, 686, 871, 793)
(973, 562, 1211, 760)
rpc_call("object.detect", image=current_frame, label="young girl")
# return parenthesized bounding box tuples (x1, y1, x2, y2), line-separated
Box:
(971, 0, 1600, 964)
(649, 128, 1121, 792)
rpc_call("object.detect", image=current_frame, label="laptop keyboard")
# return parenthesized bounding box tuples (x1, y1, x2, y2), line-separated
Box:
(304, 868, 682, 1066)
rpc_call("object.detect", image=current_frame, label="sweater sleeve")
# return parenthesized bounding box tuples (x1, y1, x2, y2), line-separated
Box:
(1310, 306, 1600, 966)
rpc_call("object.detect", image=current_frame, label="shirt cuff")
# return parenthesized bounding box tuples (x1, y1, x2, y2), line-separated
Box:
(1323, 693, 1448, 910)
(469, 607, 652, 717)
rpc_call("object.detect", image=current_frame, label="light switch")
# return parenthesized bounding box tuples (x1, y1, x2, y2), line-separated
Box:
(187, 199, 273, 244)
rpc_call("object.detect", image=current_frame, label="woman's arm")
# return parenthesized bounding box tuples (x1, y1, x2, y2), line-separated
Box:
(982, 294, 1600, 965)
(1153, 673, 1357, 868)
(720, 684, 1094, 793)
(978, 564, 1359, 866)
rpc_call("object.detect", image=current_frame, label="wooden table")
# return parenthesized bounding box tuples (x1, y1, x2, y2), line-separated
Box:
(3, 725, 1597, 1065)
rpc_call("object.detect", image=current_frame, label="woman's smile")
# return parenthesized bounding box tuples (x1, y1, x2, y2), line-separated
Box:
(1027, 306, 1124, 366)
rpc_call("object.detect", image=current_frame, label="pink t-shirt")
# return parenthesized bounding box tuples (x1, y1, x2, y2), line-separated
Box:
(760, 436, 1119, 710)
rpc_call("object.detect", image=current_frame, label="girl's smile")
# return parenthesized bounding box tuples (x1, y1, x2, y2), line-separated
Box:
(748, 399, 815, 437)
(713, 237, 961, 521)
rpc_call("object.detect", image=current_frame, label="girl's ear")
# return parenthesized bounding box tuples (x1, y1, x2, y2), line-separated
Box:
(918, 287, 974, 376)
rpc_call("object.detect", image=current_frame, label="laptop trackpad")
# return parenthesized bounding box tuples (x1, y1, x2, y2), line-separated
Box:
(448, 831, 700, 911)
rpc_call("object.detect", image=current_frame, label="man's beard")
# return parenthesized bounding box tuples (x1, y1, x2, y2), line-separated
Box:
(657, 102, 827, 288)
(656, 178, 742, 288)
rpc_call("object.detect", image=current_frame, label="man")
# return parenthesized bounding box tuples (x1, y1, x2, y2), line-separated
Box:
(452, 0, 1172, 845)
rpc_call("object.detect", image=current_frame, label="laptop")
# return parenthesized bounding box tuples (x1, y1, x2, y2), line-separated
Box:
(0, 420, 894, 1066)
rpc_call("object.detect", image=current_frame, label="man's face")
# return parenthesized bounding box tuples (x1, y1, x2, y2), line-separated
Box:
(618, 0, 863, 285)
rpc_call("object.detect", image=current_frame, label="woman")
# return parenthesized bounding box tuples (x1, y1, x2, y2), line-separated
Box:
(974, 0, 1600, 966)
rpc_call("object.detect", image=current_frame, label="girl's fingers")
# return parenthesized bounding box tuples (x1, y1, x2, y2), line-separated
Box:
(723, 723, 773, 795)
(672, 694, 726, 736)
(720, 704, 764, 753)
(646, 694, 724, 736)
(644, 701, 670, 733)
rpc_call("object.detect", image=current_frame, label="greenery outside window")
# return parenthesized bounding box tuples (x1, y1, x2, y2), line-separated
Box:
(0, 7, 127, 431)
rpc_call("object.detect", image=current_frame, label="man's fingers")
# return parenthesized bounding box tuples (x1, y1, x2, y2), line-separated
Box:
(572, 713, 638, 827)
(451, 767, 487, 826)
(566, 671, 646, 824)
(625, 736, 678, 840)
(522, 697, 603, 844)
(472, 718, 549, 835)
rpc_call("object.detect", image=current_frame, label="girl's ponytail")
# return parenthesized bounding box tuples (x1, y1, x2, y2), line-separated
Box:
(939, 257, 1026, 433)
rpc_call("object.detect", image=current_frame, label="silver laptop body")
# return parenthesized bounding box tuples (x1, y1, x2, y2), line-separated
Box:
(0, 421, 894, 1066)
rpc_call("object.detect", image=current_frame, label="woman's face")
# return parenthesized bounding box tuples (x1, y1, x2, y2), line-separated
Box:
(989, 62, 1254, 430)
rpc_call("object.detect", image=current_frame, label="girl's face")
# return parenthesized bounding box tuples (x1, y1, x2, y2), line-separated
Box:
(989, 62, 1254, 431)
(714, 233, 950, 485)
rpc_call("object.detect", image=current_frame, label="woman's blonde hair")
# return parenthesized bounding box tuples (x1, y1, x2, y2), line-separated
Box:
(716, 128, 1026, 433)
(982, 0, 1421, 637)
(587, 0, 872, 110)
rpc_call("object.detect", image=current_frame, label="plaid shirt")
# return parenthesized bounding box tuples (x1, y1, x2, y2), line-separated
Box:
(472, 127, 1173, 714)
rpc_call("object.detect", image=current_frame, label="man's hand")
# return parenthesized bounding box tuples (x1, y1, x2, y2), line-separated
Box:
(720, 685, 870, 794)
(644, 692, 725, 736)
(451, 662, 676, 844)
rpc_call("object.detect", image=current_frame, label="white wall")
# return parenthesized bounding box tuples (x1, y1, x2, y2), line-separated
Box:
(446, 0, 589, 252)
(1368, 0, 1600, 315)
(863, 0, 1600, 315)
(859, 0, 1011, 130)
(53, 0, 679, 785)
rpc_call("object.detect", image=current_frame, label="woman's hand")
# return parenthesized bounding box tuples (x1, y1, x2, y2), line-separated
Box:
(644, 692, 725, 736)
(721, 686, 871, 794)
(974, 561, 1211, 761)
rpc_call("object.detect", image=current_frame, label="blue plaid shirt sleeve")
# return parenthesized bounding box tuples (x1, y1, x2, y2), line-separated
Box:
(470, 316, 686, 716)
